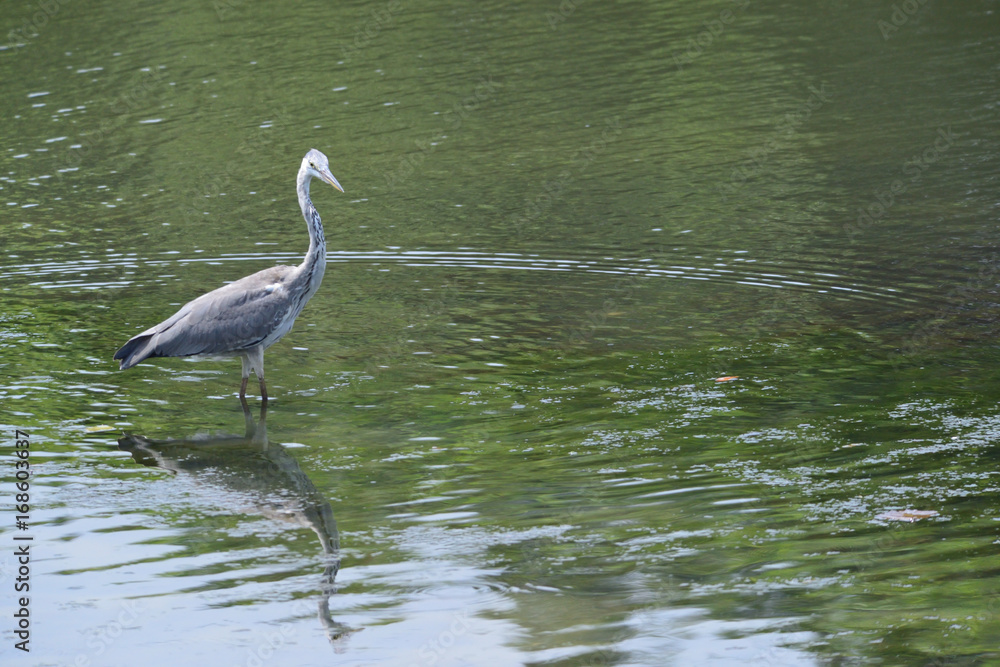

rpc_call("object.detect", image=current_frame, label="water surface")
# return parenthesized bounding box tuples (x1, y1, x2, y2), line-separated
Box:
(2, 0, 999, 665)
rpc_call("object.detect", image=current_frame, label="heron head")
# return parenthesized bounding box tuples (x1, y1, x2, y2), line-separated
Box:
(303, 148, 344, 193)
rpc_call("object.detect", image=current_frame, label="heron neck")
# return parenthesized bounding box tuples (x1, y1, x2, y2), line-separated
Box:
(296, 170, 327, 292)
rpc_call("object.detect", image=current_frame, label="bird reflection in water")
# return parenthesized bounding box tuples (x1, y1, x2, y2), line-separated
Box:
(118, 398, 357, 648)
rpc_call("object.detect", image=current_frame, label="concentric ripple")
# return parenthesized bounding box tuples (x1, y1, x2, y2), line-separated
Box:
(0, 247, 950, 308)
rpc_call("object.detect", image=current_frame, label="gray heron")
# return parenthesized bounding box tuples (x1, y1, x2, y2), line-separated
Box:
(114, 148, 344, 400)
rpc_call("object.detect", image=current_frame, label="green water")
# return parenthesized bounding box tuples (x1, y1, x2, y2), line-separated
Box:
(2, 0, 999, 664)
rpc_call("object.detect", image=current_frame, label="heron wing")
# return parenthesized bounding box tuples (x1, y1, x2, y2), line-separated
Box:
(115, 266, 298, 368)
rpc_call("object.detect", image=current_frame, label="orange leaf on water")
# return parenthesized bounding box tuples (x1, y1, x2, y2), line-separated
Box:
(878, 509, 939, 522)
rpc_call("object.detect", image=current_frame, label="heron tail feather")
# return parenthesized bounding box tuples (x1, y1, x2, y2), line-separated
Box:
(114, 334, 156, 370)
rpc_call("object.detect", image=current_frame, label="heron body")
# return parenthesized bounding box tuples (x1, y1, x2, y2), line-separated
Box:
(114, 149, 344, 400)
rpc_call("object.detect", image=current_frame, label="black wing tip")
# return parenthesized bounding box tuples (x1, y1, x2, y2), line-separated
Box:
(114, 335, 152, 370)
(114, 352, 136, 371)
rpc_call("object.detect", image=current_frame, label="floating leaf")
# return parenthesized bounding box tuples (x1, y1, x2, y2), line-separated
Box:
(878, 509, 939, 522)
(834, 443, 866, 450)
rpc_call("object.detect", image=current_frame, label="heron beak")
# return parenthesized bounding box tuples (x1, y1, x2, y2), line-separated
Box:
(321, 169, 344, 193)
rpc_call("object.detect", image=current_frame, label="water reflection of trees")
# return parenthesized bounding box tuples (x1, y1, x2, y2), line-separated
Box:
(118, 398, 356, 647)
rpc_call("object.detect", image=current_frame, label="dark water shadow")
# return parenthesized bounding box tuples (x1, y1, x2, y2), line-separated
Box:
(117, 398, 358, 648)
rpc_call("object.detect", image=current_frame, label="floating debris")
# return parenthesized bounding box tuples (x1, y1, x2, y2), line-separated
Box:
(878, 509, 940, 522)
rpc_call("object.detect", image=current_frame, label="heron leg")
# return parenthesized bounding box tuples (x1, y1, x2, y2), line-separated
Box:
(239, 354, 253, 399)
(242, 347, 267, 400)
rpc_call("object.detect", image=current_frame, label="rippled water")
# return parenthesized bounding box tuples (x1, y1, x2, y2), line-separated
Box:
(2, 0, 1000, 665)
(0, 247, 943, 302)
